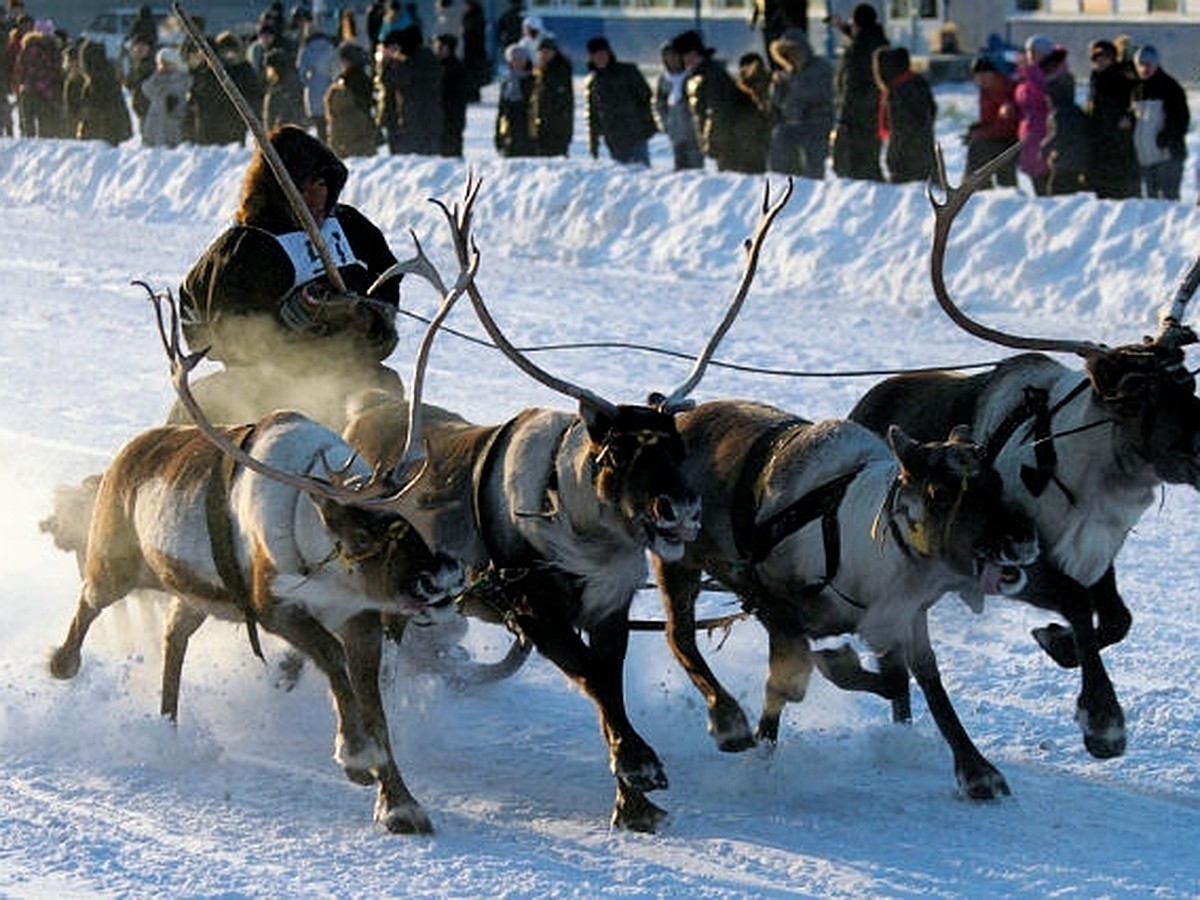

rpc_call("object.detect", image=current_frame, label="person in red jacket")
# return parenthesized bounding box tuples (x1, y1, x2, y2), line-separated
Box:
(965, 55, 1018, 188)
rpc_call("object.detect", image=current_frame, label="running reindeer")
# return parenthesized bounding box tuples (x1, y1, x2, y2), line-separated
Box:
(653, 401, 1038, 800)
(48, 236, 478, 835)
(850, 144, 1200, 760)
(342, 175, 794, 831)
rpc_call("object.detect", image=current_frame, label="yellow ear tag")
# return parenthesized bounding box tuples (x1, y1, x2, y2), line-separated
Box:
(908, 519, 933, 557)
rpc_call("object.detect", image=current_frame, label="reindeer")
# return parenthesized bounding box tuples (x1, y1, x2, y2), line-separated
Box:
(48, 239, 478, 834)
(652, 401, 1038, 799)
(342, 175, 793, 832)
(848, 144, 1200, 760)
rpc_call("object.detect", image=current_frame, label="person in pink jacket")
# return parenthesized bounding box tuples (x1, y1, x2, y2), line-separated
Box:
(1013, 34, 1061, 195)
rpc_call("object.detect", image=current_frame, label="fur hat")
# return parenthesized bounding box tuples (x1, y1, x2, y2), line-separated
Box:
(851, 3, 877, 28)
(237, 125, 348, 228)
(585, 36, 611, 55)
(1134, 44, 1160, 67)
(670, 29, 705, 57)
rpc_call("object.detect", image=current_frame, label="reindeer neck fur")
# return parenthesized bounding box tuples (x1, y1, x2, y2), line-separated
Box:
(976, 354, 1158, 584)
(496, 408, 649, 627)
(228, 413, 409, 628)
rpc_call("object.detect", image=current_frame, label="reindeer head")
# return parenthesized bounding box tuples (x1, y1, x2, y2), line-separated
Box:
(928, 143, 1200, 491)
(885, 425, 1038, 597)
(316, 501, 465, 618)
(581, 401, 697, 562)
(1082, 340, 1200, 488)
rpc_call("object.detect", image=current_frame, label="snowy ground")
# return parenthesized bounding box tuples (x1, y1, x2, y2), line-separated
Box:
(2, 81, 1199, 897)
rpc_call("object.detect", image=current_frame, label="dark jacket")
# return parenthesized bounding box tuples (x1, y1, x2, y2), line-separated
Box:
(532, 49, 573, 156)
(77, 39, 132, 145)
(876, 47, 936, 183)
(1042, 66, 1090, 187)
(439, 52, 469, 157)
(1085, 62, 1137, 198)
(1132, 67, 1190, 162)
(179, 126, 400, 370)
(378, 45, 445, 155)
(188, 57, 263, 145)
(683, 55, 738, 169)
(495, 66, 535, 157)
(325, 66, 379, 158)
(832, 21, 888, 163)
(585, 55, 656, 159)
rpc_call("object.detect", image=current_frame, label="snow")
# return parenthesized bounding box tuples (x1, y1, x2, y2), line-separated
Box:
(2, 81, 1200, 897)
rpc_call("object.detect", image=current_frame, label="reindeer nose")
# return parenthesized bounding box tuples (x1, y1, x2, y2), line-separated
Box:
(653, 495, 676, 523)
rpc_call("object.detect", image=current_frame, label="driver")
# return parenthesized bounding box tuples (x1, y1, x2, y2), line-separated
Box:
(174, 124, 403, 428)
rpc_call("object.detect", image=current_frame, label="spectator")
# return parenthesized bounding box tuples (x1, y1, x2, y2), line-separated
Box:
(654, 40, 702, 171)
(531, 35, 572, 157)
(434, 0, 462, 52)
(1131, 45, 1190, 201)
(295, 6, 339, 142)
(518, 15, 546, 61)
(830, 3, 888, 181)
(727, 51, 773, 174)
(494, 42, 535, 158)
(336, 8, 367, 50)
(262, 45, 305, 130)
(376, 0, 416, 47)
(584, 36, 656, 167)
(1084, 39, 1137, 199)
(188, 31, 262, 146)
(247, 20, 294, 77)
(377, 24, 443, 155)
(324, 41, 378, 158)
(964, 55, 1018, 188)
(76, 38, 131, 145)
(674, 29, 738, 172)
(873, 45, 936, 184)
(435, 33, 468, 157)
(126, 4, 158, 51)
(461, 0, 489, 102)
(175, 124, 403, 429)
(13, 18, 63, 138)
(365, 0, 387, 57)
(750, 0, 807, 66)
(767, 30, 833, 179)
(496, 0, 524, 54)
(62, 38, 86, 140)
(1041, 50, 1089, 195)
(124, 34, 156, 134)
(141, 46, 191, 147)
(1014, 34, 1060, 195)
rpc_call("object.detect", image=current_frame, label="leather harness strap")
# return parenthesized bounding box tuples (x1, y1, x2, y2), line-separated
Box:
(204, 423, 265, 660)
(984, 380, 1089, 505)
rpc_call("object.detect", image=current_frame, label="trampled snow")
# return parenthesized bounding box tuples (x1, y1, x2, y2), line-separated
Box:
(1, 82, 1199, 897)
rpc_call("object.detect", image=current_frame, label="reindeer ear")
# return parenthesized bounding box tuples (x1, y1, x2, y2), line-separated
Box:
(579, 398, 614, 443)
(887, 424, 928, 480)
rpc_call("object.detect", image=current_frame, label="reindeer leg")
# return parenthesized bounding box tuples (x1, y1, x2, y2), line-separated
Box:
(49, 583, 121, 680)
(905, 610, 1010, 800)
(655, 556, 755, 752)
(1031, 566, 1131, 668)
(260, 605, 387, 785)
(1023, 564, 1126, 758)
(340, 612, 432, 835)
(161, 598, 206, 723)
(517, 602, 668, 832)
(811, 643, 911, 721)
(756, 628, 813, 745)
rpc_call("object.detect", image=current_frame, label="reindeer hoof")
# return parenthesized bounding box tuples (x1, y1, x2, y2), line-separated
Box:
(1031, 624, 1079, 668)
(959, 765, 1011, 801)
(377, 800, 434, 835)
(48, 646, 80, 680)
(611, 789, 668, 833)
(1076, 704, 1126, 759)
(711, 700, 755, 752)
(754, 715, 780, 747)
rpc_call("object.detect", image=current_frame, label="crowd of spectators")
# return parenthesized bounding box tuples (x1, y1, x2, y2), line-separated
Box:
(0, 0, 1193, 202)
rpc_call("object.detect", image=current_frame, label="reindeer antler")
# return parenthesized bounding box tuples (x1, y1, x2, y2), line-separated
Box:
(928, 142, 1100, 359)
(432, 172, 621, 417)
(655, 178, 794, 413)
(1156, 256, 1200, 349)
